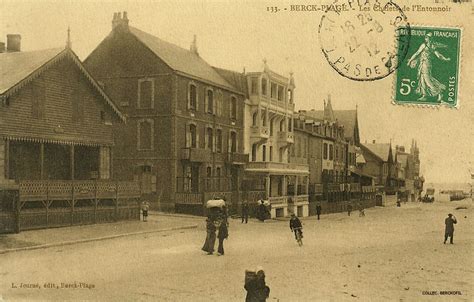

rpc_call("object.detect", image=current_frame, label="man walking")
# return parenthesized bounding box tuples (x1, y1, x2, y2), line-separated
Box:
(217, 220, 229, 256)
(316, 203, 322, 220)
(242, 201, 249, 224)
(347, 202, 353, 216)
(444, 213, 457, 244)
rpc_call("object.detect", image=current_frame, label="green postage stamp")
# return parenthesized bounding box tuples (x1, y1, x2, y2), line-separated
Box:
(394, 26, 461, 108)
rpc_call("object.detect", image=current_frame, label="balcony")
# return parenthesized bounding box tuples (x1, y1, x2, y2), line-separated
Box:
(269, 196, 287, 205)
(226, 152, 249, 165)
(246, 162, 309, 174)
(180, 148, 212, 162)
(277, 131, 294, 144)
(250, 126, 269, 140)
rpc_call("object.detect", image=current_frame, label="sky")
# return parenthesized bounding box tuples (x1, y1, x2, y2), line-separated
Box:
(1, 0, 472, 183)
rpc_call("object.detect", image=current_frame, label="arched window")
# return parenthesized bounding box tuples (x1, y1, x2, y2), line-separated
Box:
(216, 129, 222, 153)
(230, 96, 237, 119)
(252, 112, 258, 126)
(262, 145, 267, 162)
(323, 143, 328, 160)
(230, 131, 237, 153)
(329, 144, 334, 160)
(187, 124, 197, 148)
(188, 83, 197, 110)
(206, 127, 213, 150)
(206, 89, 214, 114)
(252, 144, 257, 161)
(270, 118, 274, 136)
(279, 119, 285, 132)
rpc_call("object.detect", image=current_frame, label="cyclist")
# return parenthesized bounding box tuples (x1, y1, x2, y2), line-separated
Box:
(289, 213, 303, 240)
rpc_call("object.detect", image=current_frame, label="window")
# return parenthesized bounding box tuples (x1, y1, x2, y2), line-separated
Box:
(216, 129, 222, 153)
(216, 167, 222, 191)
(206, 166, 212, 191)
(271, 82, 277, 98)
(206, 89, 214, 114)
(279, 148, 284, 162)
(269, 146, 273, 161)
(230, 131, 237, 153)
(323, 143, 328, 160)
(261, 78, 267, 96)
(138, 120, 153, 150)
(31, 81, 45, 119)
(252, 144, 257, 161)
(187, 124, 197, 148)
(262, 145, 266, 162)
(206, 127, 213, 150)
(335, 146, 339, 161)
(252, 112, 258, 126)
(262, 111, 267, 126)
(230, 96, 237, 119)
(277, 85, 284, 101)
(216, 91, 223, 116)
(188, 83, 197, 110)
(270, 118, 274, 136)
(288, 89, 293, 103)
(251, 77, 258, 94)
(329, 144, 334, 160)
(288, 118, 292, 131)
(303, 138, 307, 158)
(279, 119, 285, 132)
(138, 79, 154, 109)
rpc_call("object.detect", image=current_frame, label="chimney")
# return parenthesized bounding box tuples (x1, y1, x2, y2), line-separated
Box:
(7, 34, 21, 52)
(0, 42, 5, 53)
(112, 11, 129, 31)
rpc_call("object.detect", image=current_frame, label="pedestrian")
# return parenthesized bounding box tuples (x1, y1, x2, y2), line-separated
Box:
(245, 266, 270, 302)
(202, 218, 217, 255)
(289, 213, 303, 240)
(396, 200, 401, 207)
(242, 201, 249, 224)
(217, 220, 229, 256)
(358, 203, 365, 217)
(316, 203, 322, 220)
(141, 201, 150, 222)
(444, 213, 457, 244)
(347, 203, 353, 216)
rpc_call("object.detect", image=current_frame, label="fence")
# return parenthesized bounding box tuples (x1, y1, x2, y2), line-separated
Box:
(0, 180, 141, 233)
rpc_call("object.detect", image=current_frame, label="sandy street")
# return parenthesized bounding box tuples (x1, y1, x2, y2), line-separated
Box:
(0, 200, 472, 301)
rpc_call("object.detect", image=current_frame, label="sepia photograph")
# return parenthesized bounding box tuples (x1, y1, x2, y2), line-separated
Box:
(0, 0, 472, 301)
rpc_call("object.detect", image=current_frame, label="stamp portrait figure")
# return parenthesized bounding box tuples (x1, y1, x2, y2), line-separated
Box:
(407, 32, 451, 102)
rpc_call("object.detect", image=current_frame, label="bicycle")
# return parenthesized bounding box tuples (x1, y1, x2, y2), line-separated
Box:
(292, 227, 303, 247)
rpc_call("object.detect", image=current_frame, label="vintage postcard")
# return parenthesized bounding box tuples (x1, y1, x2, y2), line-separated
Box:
(0, 0, 472, 301)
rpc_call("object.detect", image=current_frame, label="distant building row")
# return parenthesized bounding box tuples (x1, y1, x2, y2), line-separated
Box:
(0, 12, 423, 225)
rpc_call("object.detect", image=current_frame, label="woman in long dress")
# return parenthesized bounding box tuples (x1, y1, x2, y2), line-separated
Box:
(407, 32, 451, 102)
(202, 218, 217, 255)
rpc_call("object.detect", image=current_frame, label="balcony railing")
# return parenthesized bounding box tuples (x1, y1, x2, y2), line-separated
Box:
(226, 152, 249, 164)
(246, 161, 309, 173)
(180, 148, 212, 162)
(250, 126, 269, 139)
(269, 196, 287, 205)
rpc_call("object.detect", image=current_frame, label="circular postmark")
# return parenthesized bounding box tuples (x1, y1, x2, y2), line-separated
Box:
(318, 0, 411, 81)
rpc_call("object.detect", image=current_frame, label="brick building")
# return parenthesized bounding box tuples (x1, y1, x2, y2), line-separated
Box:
(84, 12, 247, 213)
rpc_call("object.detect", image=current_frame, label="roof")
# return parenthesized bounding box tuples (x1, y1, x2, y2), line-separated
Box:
(363, 143, 391, 162)
(0, 47, 125, 122)
(0, 48, 63, 94)
(306, 110, 357, 140)
(129, 27, 235, 91)
(212, 67, 248, 95)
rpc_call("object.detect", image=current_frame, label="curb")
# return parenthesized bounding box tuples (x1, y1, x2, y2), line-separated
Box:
(0, 224, 198, 255)
(148, 212, 204, 219)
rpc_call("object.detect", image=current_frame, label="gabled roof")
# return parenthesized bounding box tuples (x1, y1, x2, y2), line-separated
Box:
(306, 109, 357, 140)
(0, 47, 125, 122)
(212, 67, 248, 95)
(362, 143, 391, 162)
(128, 27, 236, 91)
(0, 48, 63, 95)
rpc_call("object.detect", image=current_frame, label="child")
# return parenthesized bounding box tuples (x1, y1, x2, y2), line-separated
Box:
(141, 201, 150, 222)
